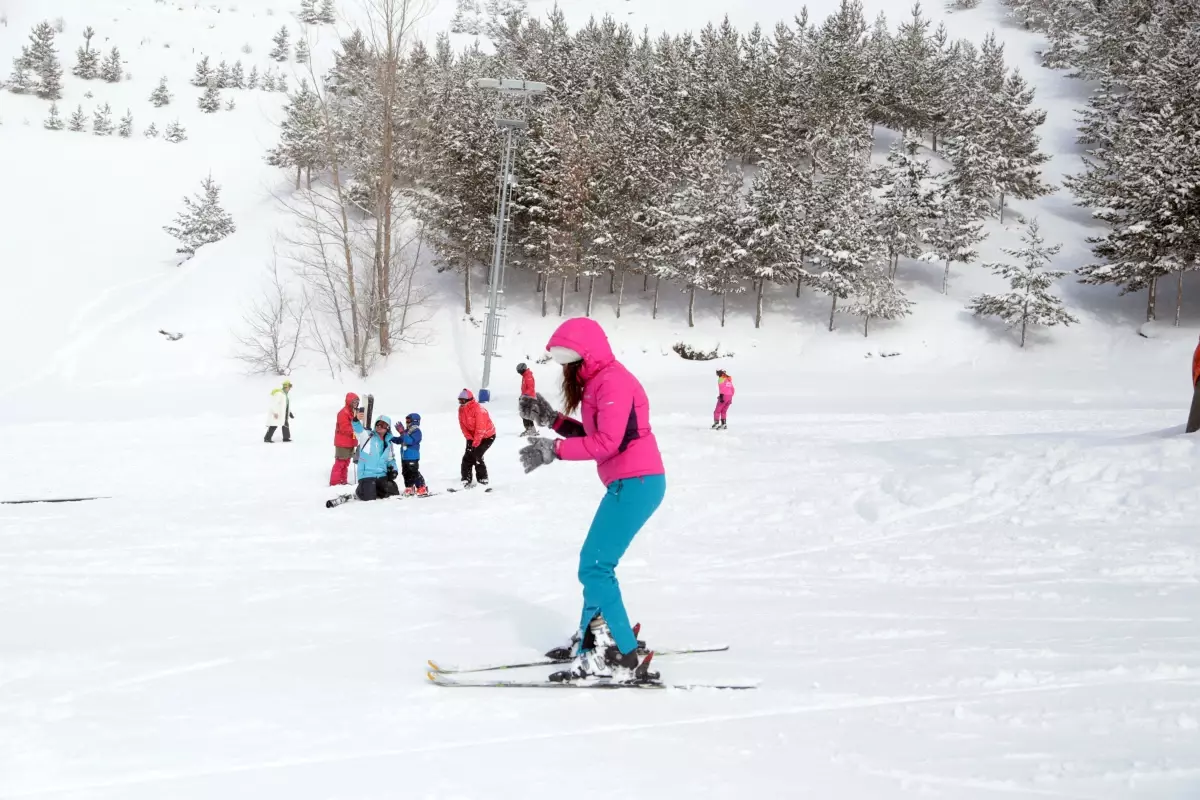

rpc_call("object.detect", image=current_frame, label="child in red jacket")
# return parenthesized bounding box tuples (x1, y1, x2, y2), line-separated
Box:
(517, 362, 537, 437)
(458, 389, 497, 487)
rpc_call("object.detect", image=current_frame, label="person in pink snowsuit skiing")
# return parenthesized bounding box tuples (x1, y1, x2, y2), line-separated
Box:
(517, 317, 665, 684)
(713, 369, 735, 430)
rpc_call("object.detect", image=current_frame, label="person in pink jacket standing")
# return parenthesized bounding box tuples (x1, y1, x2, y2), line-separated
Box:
(518, 317, 665, 684)
(713, 369, 735, 430)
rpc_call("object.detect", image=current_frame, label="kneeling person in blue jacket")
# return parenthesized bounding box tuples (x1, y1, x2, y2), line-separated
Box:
(356, 416, 401, 501)
(395, 413, 428, 496)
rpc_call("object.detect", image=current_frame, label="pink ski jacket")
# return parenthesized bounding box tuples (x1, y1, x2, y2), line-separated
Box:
(718, 374, 735, 399)
(547, 318, 664, 486)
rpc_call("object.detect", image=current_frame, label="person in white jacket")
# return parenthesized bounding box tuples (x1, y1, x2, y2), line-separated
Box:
(265, 380, 294, 443)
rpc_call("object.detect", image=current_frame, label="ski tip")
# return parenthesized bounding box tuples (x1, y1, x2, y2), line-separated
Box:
(427, 659, 442, 672)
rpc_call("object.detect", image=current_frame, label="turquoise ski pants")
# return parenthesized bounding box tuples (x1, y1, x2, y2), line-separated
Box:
(577, 474, 666, 655)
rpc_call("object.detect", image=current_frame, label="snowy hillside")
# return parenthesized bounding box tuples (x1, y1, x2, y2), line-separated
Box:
(2, 0, 1199, 798)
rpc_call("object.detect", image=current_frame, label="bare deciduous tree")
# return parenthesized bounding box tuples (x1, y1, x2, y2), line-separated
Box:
(235, 254, 308, 375)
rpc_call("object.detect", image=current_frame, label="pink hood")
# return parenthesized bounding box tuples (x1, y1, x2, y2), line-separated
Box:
(546, 318, 664, 486)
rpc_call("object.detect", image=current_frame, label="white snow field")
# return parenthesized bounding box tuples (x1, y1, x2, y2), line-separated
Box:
(2, 0, 1200, 797)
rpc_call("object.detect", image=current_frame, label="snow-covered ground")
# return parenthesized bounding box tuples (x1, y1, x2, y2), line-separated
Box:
(2, 0, 1200, 797)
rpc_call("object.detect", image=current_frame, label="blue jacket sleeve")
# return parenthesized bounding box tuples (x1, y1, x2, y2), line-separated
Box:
(352, 419, 364, 434)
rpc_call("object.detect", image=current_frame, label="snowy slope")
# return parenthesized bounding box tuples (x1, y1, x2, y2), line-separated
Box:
(1, 0, 1199, 798)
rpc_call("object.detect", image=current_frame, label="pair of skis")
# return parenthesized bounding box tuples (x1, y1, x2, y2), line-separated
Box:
(426, 642, 756, 690)
(325, 491, 436, 509)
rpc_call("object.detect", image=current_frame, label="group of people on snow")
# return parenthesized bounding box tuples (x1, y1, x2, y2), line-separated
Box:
(260, 321, 740, 683)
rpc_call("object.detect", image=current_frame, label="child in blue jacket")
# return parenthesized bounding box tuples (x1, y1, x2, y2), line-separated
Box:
(356, 415, 400, 501)
(395, 413, 428, 496)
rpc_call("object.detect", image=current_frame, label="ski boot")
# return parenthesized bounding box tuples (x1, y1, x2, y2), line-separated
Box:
(404, 486, 417, 497)
(717, 421, 727, 430)
(548, 617, 658, 684)
(711, 421, 720, 430)
(545, 622, 647, 661)
(416, 486, 429, 497)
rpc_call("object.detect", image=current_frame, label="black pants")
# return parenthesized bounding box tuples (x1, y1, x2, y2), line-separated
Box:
(401, 460, 426, 489)
(461, 436, 495, 483)
(1188, 380, 1200, 434)
(356, 476, 399, 501)
(265, 424, 291, 442)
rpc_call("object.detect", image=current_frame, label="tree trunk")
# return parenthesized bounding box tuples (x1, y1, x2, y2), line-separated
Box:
(796, 276, 803, 298)
(558, 276, 567, 317)
(616, 269, 625, 319)
(932, 130, 938, 152)
(942, 259, 951, 295)
(999, 191, 1006, 224)
(464, 266, 472, 315)
(687, 285, 696, 328)
(586, 275, 596, 317)
(536, 272, 545, 294)
(720, 284, 727, 328)
(540, 274, 549, 317)
(755, 278, 764, 329)
(863, 313, 869, 337)
(295, 166, 301, 190)
(1147, 275, 1158, 322)
(1175, 269, 1185, 327)
(828, 294, 837, 332)
(609, 269, 616, 294)
(574, 272, 580, 292)
(305, 166, 312, 189)
(643, 273, 650, 292)
(652, 276, 661, 320)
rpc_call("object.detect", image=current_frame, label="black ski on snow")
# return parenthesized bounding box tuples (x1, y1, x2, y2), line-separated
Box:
(445, 486, 493, 494)
(364, 394, 374, 429)
(426, 672, 757, 691)
(427, 644, 730, 675)
(325, 492, 437, 508)
(1, 496, 110, 505)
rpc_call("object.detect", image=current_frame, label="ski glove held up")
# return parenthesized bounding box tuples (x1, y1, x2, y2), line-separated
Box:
(519, 437, 558, 474)
(518, 393, 559, 429)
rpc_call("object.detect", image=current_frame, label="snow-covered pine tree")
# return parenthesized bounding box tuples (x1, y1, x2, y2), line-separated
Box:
(847, 261, 912, 336)
(922, 182, 987, 294)
(24, 21, 64, 99)
(198, 81, 221, 112)
(215, 60, 230, 88)
(191, 56, 212, 87)
(269, 26, 290, 61)
(941, 38, 1003, 209)
(164, 118, 187, 142)
(275, 73, 288, 92)
(807, 136, 880, 332)
(145, 81, 169, 113)
(100, 46, 122, 83)
(295, 38, 310, 64)
(44, 102, 64, 130)
(144, 121, 159, 138)
(67, 104, 87, 131)
(863, 12, 895, 131)
(266, 78, 324, 189)
(247, 65, 259, 89)
(225, 96, 236, 111)
(889, 3, 938, 140)
(92, 103, 114, 135)
(162, 174, 236, 258)
(230, 60, 245, 88)
(745, 157, 815, 327)
(262, 70, 277, 91)
(318, 0, 336, 23)
(299, 0, 320, 24)
(8, 54, 34, 94)
(874, 135, 937, 278)
(118, 109, 133, 137)
(968, 219, 1077, 346)
(994, 68, 1052, 221)
(72, 26, 99, 79)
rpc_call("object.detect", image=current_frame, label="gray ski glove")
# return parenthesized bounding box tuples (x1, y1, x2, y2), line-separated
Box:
(519, 393, 559, 428)
(519, 437, 558, 474)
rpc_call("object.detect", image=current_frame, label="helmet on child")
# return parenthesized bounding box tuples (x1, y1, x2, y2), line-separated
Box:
(516, 362, 528, 374)
(404, 413, 421, 427)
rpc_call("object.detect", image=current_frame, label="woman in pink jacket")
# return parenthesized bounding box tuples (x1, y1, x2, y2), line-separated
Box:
(518, 317, 665, 684)
(713, 369, 735, 430)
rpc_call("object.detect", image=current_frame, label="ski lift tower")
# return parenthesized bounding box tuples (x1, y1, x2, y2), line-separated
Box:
(469, 77, 550, 403)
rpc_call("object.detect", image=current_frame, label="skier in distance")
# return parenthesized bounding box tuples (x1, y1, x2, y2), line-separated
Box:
(264, 379, 294, 442)
(518, 317, 666, 683)
(330, 393, 363, 486)
(517, 362, 537, 437)
(457, 389, 496, 488)
(712, 369, 734, 430)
